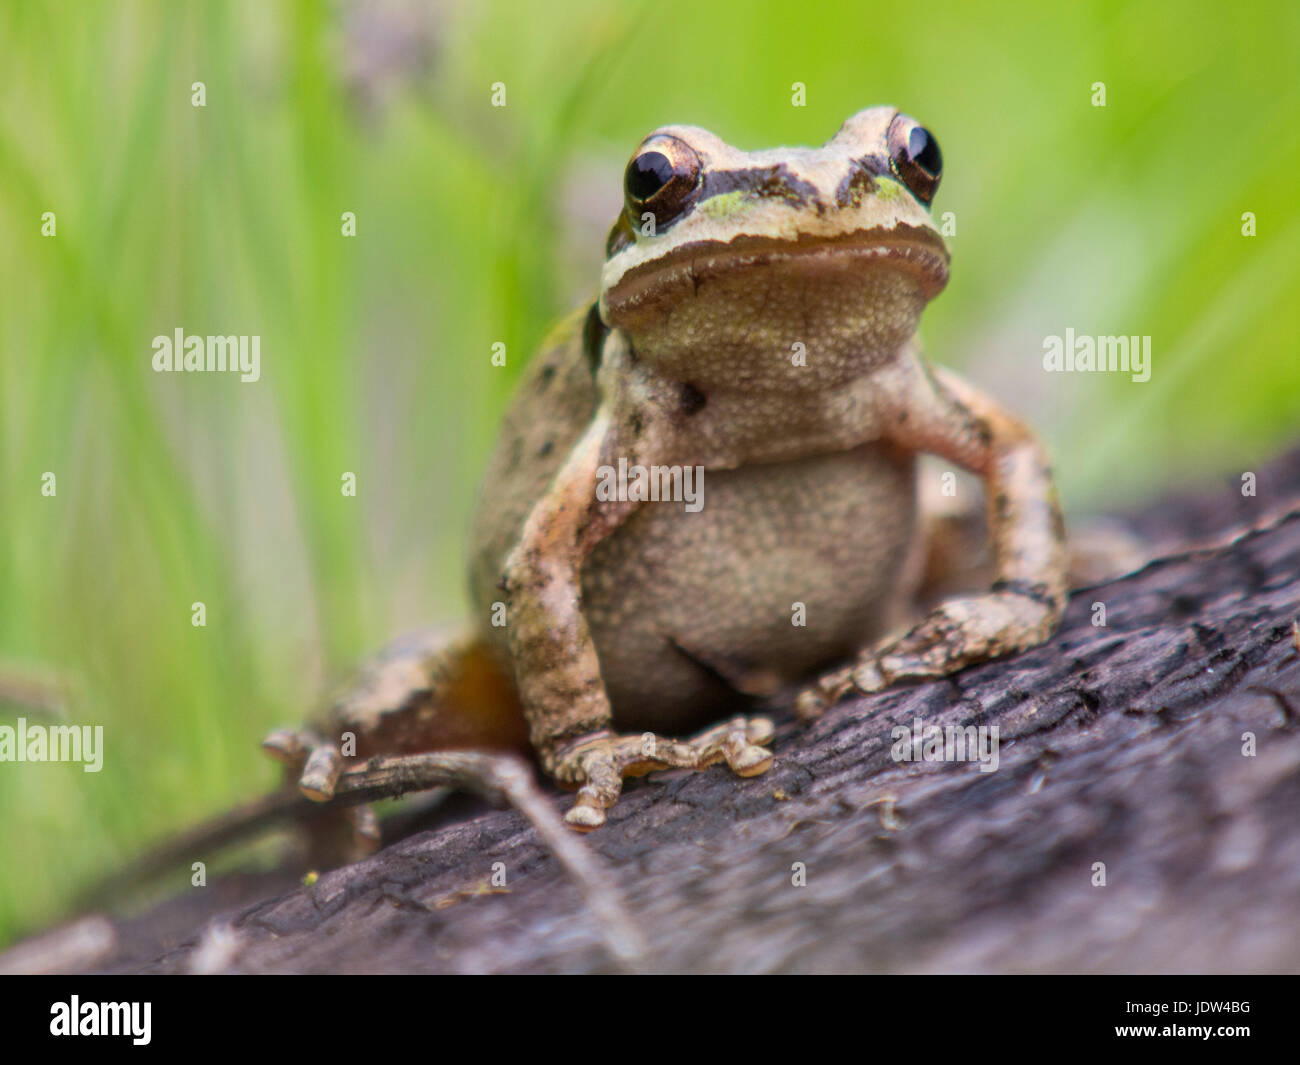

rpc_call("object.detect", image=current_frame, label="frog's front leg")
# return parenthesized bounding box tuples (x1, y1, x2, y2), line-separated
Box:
(797, 361, 1068, 719)
(503, 407, 774, 830)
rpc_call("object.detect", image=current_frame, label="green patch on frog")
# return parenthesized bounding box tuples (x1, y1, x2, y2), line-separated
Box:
(874, 177, 906, 202)
(697, 189, 751, 220)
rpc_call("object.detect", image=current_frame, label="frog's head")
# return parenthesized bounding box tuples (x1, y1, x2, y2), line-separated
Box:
(599, 107, 950, 390)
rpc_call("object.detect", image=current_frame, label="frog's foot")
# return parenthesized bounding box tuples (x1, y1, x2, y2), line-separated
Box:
(262, 727, 345, 801)
(262, 727, 378, 861)
(795, 590, 1060, 720)
(554, 716, 775, 831)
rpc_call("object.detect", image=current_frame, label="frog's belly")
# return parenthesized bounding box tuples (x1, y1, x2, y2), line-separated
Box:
(580, 444, 919, 734)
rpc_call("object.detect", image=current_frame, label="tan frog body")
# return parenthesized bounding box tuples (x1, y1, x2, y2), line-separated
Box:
(265, 107, 1068, 839)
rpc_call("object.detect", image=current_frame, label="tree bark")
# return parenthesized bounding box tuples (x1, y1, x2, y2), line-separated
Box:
(10, 449, 1300, 974)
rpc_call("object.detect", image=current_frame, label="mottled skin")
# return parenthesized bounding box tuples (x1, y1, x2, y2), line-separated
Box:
(266, 106, 1068, 838)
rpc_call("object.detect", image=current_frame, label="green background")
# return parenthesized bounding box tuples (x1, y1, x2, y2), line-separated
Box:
(1, 0, 1297, 944)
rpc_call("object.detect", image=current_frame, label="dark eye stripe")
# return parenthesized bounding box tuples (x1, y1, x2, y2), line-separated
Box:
(698, 164, 823, 212)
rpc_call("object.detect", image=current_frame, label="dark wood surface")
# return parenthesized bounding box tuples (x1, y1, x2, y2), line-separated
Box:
(10, 450, 1300, 974)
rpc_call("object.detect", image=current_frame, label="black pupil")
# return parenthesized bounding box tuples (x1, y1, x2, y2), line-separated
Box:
(907, 127, 942, 177)
(627, 151, 675, 201)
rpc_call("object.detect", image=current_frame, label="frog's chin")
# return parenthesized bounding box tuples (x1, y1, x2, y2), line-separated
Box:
(602, 225, 949, 324)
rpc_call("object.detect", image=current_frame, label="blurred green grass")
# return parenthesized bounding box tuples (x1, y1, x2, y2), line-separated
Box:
(0, 0, 1296, 944)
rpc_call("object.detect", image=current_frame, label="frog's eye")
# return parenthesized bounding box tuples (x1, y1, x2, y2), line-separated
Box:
(887, 114, 942, 206)
(623, 135, 702, 228)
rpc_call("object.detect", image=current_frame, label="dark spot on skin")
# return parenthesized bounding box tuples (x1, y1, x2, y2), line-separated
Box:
(896, 409, 909, 424)
(582, 302, 608, 376)
(507, 435, 522, 472)
(834, 159, 886, 208)
(629, 411, 644, 435)
(994, 492, 1011, 524)
(680, 382, 707, 416)
(537, 439, 554, 458)
(537, 363, 556, 388)
(700, 164, 824, 213)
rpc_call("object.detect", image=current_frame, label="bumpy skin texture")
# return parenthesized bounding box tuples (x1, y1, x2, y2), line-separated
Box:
(469, 316, 920, 736)
(268, 106, 1069, 835)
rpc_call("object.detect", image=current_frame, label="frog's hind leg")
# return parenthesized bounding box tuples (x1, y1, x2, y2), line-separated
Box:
(262, 626, 529, 859)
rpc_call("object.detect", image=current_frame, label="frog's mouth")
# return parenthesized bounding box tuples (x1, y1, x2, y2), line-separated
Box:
(603, 224, 949, 321)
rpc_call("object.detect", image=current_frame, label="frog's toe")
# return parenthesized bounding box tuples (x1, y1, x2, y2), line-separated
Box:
(729, 745, 774, 777)
(298, 742, 344, 802)
(693, 715, 775, 776)
(261, 727, 344, 802)
(559, 740, 631, 830)
(261, 727, 311, 765)
(564, 798, 608, 832)
(745, 716, 776, 747)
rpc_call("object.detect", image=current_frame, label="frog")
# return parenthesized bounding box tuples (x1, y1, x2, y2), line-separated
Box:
(264, 105, 1068, 845)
